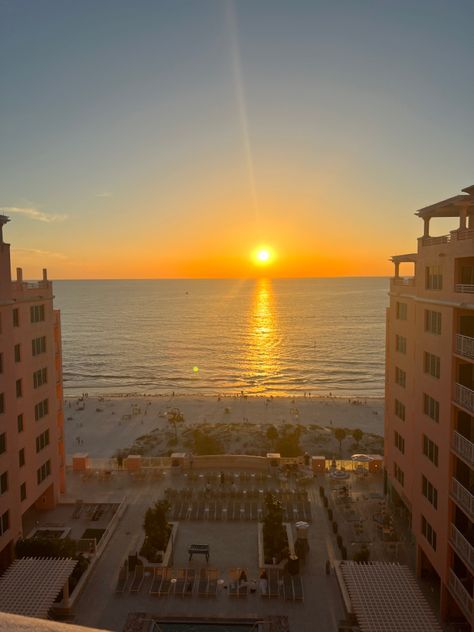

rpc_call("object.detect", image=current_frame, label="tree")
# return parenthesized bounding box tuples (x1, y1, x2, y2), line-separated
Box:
(352, 428, 363, 448)
(266, 425, 279, 449)
(262, 493, 288, 563)
(168, 408, 184, 443)
(334, 428, 347, 455)
(143, 500, 171, 552)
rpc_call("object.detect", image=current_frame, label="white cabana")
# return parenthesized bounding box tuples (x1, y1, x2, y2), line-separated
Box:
(0, 557, 77, 619)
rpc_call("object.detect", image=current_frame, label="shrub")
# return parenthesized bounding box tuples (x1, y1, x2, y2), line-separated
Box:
(353, 546, 370, 563)
(142, 500, 171, 558)
(332, 521, 338, 534)
(319, 486, 325, 497)
(336, 534, 343, 548)
(323, 497, 328, 508)
(327, 508, 333, 520)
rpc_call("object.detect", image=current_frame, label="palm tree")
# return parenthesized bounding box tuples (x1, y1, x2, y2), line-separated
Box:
(352, 428, 363, 449)
(168, 408, 184, 443)
(334, 428, 347, 455)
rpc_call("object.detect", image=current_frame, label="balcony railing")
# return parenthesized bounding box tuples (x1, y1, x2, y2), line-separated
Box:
(450, 524, 474, 573)
(456, 284, 474, 294)
(452, 228, 474, 241)
(448, 569, 473, 622)
(456, 334, 474, 360)
(421, 235, 450, 246)
(392, 277, 415, 287)
(452, 431, 474, 466)
(451, 478, 474, 519)
(454, 383, 474, 414)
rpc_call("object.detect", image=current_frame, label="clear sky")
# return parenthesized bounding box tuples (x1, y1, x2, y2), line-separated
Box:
(1, 0, 474, 279)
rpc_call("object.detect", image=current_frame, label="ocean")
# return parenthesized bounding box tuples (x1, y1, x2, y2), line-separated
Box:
(53, 277, 388, 397)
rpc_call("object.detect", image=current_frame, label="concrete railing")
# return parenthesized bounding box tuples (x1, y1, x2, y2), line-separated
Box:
(420, 235, 450, 246)
(451, 228, 474, 241)
(455, 334, 474, 360)
(449, 524, 474, 574)
(452, 431, 474, 466)
(454, 383, 474, 415)
(448, 568, 473, 622)
(392, 277, 415, 287)
(451, 478, 474, 519)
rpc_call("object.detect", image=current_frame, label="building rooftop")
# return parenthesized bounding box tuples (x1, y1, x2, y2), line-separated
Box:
(415, 191, 474, 219)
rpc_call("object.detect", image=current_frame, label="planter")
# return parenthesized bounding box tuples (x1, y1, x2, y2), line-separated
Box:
(258, 522, 295, 570)
(138, 522, 178, 569)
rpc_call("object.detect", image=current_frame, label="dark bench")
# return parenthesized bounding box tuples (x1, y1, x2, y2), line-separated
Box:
(188, 544, 210, 562)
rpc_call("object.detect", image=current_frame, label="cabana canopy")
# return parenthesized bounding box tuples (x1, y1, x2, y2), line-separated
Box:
(0, 557, 77, 619)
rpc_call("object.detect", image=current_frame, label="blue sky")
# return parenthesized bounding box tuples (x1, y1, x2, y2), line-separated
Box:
(1, 0, 473, 277)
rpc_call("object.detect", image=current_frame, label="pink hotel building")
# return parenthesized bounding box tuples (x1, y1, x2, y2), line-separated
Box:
(0, 215, 65, 571)
(385, 185, 474, 628)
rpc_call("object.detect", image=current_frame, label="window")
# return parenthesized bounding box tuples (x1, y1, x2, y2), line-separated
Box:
(422, 475, 438, 509)
(17, 414, 23, 433)
(423, 435, 439, 467)
(37, 459, 51, 485)
(394, 431, 405, 454)
(395, 367, 406, 388)
(16, 379, 22, 398)
(425, 310, 441, 335)
(34, 399, 49, 421)
(20, 483, 26, 502)
(33, 368, 47, 389)
(32, 336, 47, 356)
(396, 302, 407, 320)
(395, 399, 406, 421)
(0, 471, 7, 495)
(394, 462, 404, 487)
(36, 429, 50, 453)
(395, 335, 407, 354)
(19, 448, 25, 468)
(424, 352, 440, 379)
(0, 510, 9, 536)
(30, 304, 45, 323)
(421, 515, 437, 550)
(423, 394, 439, 423)
(14, 344, 21, 363)
(13, 308, 19, 327)
(0, 432, 5, 454)
(426, 265, 443, 290)
(0, 393, 4, 414)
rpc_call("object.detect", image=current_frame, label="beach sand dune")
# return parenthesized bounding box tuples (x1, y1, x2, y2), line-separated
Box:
(64, 394, 384, 459)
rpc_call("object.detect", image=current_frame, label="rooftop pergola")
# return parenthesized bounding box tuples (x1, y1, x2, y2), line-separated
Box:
(415, 187, 474, 236)
(0, 557, 77, 619)
(337, 561, 442, 632)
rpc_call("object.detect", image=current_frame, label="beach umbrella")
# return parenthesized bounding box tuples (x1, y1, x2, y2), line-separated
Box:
(351, 454, 373, 462)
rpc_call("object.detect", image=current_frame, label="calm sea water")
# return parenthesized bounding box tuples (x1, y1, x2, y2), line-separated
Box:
(53, 278, 388, 397)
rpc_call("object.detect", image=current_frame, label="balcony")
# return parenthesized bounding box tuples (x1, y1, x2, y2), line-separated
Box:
(451, 478, 474, 519)
(420, 234, 450, 246)
(392, 277, 415, 287)
(454, 383, 474, 414)
(450, 524, 474, 574)
(455, 284, 474, 294)
(456, 334, 474, 360)
(452, 431, 474, 466)
(448, 569, 473, 623)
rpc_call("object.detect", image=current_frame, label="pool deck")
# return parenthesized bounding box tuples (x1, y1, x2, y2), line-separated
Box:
(48, 467, 414, 631)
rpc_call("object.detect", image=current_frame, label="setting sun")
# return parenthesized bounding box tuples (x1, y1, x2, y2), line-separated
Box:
(253, 246, 274, 266)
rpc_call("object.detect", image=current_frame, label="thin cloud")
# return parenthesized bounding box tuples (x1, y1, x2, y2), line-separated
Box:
(96, 192, 112, 198)
(14, 248, 68, 260)
(0, 206, 67, 223)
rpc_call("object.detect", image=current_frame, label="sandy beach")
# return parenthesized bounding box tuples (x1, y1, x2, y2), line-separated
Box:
(64, 393, 384, 459)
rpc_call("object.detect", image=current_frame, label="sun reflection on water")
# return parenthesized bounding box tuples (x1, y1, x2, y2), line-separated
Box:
(247, 278, 279, 386)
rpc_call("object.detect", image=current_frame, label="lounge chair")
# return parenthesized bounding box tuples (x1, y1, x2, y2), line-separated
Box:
(282, 573, 293, 600)
(158, 568, 172, 596)
(115, 560, 128, 593)
(150, 568, 163, 595)
(268, 568, 279, 598)
(206, 568, 218, 596)
(198, 567, 208, 595)
(183, 568, 196, 596)
(228, 568, 239, 597)
(292, 575, 304, 601)
(238, 582, 248, 597)
(130, 564, 144, 593)
(173, 568, 186, 596)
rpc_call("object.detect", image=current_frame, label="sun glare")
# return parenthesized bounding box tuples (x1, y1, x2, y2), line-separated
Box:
(253, 246, 274, 266)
